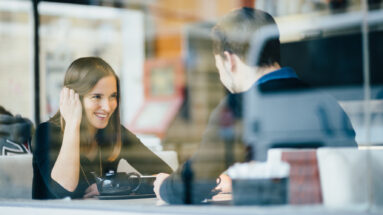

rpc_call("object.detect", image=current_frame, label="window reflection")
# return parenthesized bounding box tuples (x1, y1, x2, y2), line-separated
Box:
(0, 0, 382, 213)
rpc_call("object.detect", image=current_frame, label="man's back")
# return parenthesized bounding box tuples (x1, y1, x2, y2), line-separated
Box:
(243, 70, 357, 161)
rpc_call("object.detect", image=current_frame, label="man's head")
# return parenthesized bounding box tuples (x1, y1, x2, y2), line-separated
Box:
(212, 7, 280, 67)
(211, 8, 281, 93)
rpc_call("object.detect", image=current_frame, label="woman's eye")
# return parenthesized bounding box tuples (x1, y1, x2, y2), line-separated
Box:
(111, 94, 118, 99)
(92, 95, 102, 99)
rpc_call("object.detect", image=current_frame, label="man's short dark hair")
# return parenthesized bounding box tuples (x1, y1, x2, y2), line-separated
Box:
(212, 7, 280, 67)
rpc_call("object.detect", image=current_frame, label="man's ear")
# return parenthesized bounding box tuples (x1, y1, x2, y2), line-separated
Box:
(223, 51, 237, 73)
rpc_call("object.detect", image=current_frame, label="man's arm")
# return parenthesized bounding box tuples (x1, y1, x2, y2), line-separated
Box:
(155, 98, 234, 204)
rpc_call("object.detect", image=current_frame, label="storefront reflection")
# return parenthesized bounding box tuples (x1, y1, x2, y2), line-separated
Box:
(1, 0, 383, 214)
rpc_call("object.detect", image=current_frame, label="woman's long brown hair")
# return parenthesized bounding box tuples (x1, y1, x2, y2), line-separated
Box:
(50, 57, 121, 162)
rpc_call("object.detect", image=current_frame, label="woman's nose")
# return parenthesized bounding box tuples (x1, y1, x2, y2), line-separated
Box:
(101, 99, 111, 112)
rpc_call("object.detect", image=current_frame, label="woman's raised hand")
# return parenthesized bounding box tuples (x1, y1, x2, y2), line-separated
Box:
(60, 87, 82, 126)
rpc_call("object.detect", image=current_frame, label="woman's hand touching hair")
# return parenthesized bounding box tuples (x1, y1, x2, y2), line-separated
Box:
(60, 87, 82, 126)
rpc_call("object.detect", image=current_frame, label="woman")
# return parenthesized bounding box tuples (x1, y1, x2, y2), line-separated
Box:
(32, 57, 172, 199)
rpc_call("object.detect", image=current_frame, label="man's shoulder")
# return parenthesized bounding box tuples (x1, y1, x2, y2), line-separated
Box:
(258, 77, 310, 92)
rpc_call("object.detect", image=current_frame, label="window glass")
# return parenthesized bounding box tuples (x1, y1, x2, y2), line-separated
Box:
(0, 0, 382, 213)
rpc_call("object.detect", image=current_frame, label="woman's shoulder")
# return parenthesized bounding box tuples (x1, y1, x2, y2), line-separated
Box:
(36, 121, 60, 131)
(35, 121, 62, 140)
(33, 121, 62, 154)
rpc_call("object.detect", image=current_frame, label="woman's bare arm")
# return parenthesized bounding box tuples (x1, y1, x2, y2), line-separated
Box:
(51, 87, 82, 192)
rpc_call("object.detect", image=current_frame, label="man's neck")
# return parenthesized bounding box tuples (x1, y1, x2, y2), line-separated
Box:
(236, 63, 281, 93)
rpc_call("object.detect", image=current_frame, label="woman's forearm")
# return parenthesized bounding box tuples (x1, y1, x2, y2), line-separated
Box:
(51, 122, 81, 192)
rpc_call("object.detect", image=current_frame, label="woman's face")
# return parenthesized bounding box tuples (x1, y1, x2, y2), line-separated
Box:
(83, 75, 118, 130)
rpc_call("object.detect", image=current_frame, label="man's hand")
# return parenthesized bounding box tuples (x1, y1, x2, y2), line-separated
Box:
(83, 183, 99, 199)
(153, 173, 169, 201)
(215, 173, 232, 193)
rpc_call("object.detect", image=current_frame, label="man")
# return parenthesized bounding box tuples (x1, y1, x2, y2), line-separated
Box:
(154, 7, 357, 204)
